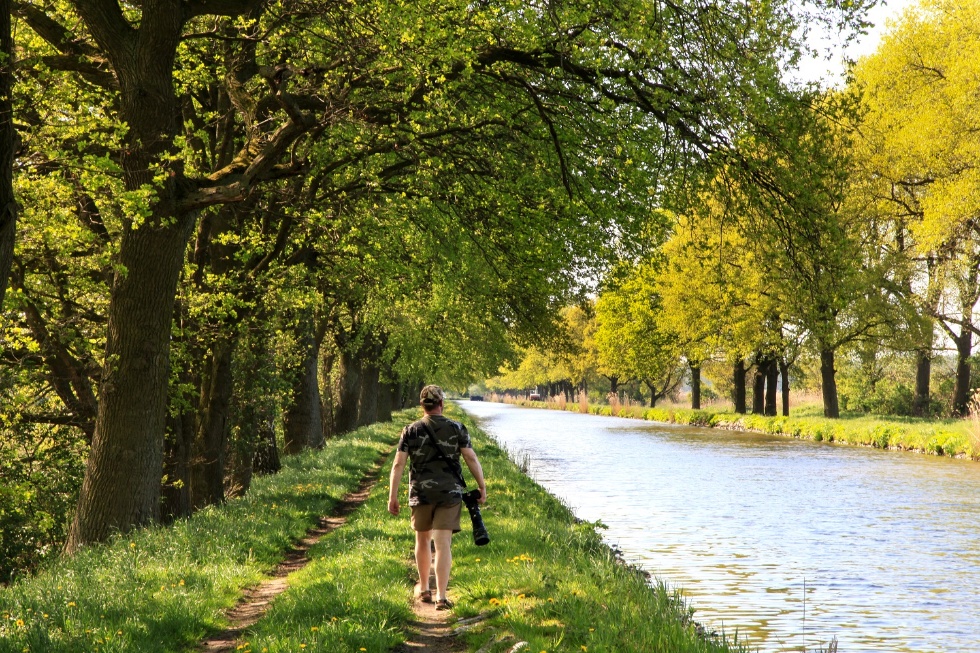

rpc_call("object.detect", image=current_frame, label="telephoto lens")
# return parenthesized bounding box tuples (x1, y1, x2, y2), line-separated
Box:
(463, 489, 490, 546)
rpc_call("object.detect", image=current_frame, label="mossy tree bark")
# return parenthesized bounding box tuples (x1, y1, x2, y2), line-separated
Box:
(191, 338, 234, 508)
(334, 348, 363, 435)
(284, 322, 324, 453)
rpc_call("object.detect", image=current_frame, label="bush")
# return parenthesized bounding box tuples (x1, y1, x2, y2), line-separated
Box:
(0, 424, 87, 583)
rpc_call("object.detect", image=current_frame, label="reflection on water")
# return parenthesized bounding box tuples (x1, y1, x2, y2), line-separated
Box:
(460, 401, 980, 653)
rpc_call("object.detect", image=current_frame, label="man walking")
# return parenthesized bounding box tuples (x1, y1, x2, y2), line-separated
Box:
(388, 385, 487, 610)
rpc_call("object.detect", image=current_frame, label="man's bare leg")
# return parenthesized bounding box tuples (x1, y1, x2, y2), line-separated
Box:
(414, 530, 433, 594)
(432, 529, 453, 601)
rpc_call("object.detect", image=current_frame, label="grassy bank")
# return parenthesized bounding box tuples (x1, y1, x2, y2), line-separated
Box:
(238, 404, 752, 653)
(0, 407, 755, 652)
(492, 394, 979, 459)
(0, 421, 398, 653)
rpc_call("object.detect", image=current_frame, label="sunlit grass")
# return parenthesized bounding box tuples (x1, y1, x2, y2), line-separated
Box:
(1, 406, 762, 652)
(243, 404, 752, 653)
(0, 418, 402, 653)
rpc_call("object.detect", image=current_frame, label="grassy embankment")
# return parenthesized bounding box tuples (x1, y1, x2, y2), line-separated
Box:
(0, 407, 754, 653)
(491, 394, 979, 459)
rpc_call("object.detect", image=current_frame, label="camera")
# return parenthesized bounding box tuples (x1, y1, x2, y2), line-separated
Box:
(461, 489, 490, 546)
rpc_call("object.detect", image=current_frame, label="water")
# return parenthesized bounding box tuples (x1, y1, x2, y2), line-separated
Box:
(459, 400, 980, 653)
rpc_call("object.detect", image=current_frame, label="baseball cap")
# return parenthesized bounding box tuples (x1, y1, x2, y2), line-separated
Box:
(420, 384, 444, 406)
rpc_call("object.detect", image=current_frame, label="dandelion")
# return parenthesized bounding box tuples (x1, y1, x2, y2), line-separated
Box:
(547, 598, 554, 603)
(15, 619, 24, 627)
(129, 542, 136, 549)
(582, 647, 588, 652)
(475, 558, 481, 562)
(589, 628, 595, 632)
(179, 579, 185, 586)
(311, 626, 319, 632)
(67, 602, 76, 608)
(299, 645, 306, 649)
(518, 594, 526, 599)
(331, 616, 338, 621)
(489, 598, 501, 606)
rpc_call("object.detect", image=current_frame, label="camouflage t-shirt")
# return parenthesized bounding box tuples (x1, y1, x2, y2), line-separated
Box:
(397, 414, 471, 506)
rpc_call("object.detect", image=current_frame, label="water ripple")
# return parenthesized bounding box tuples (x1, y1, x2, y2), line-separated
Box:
(462, 401, 980, 653)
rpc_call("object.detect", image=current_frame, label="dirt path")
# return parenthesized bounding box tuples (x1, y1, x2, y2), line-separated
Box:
(198, 453, 389, 652)
(397, 576, 465, 653)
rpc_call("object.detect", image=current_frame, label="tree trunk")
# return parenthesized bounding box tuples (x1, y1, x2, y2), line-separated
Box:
(733, 360, 746, 414)
(779, 359, 790, 417)
(190, 339, 234, 509)
(318, 348, 335, 440)
(764, 358, 778, 416)
(252, 418, 281, 475)
(820, 348, 840, 418)
(953, 328, 973, 417)
(609, 376, 619, 395)
(0, 0, 15, 307)
(64, 5, 193, 552)
(66, 216, 195, 552)
(357, 359, 380, 427)
(161, 408, 194, 524)
(913, 348, 931, 417)
(689, 363, 701, 409)
(334, 349, 362, 434)
(378, 382, 396, 422)
(646, 381, 657, 407)
(751, 362, 765, 414)
(284, 326, 323, 452)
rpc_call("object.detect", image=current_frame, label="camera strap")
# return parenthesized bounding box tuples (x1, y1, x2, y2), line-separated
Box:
(419, 418, 467, 489)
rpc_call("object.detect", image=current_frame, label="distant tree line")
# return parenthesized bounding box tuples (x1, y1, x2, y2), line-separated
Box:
(485, 0, 980, 422)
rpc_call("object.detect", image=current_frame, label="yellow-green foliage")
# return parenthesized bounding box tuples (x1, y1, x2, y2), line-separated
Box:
(491, 397, 972, 458)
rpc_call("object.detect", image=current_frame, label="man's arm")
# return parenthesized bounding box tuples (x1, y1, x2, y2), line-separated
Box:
(388, 450, 409, 515)
(460, 447, 487, 504)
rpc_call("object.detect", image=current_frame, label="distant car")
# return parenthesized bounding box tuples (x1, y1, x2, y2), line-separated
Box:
(529, 393, 542, 401)
(470, 395, 484, 401)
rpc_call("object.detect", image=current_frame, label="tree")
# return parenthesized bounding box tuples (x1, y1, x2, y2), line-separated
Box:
(3, 0, 875, 553)
(594, 260, 684, 407)
(849, 0, 980, 415)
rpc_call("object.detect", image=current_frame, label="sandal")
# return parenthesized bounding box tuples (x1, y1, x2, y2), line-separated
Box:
(415, 585, 433, 603)
(435, 598, 454, 611)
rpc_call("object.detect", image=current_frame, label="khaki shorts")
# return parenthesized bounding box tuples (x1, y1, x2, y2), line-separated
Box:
(411, 501, 462, 533)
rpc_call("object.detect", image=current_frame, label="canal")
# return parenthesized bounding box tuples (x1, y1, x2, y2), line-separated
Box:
(460, 400, 980, 653)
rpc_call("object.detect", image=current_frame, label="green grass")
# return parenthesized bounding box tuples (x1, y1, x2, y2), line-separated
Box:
(241, 404, 752, 653)
(1, 408, 755, 652)
(0, 419, 399, 653)
(502, 396, 978, 459)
